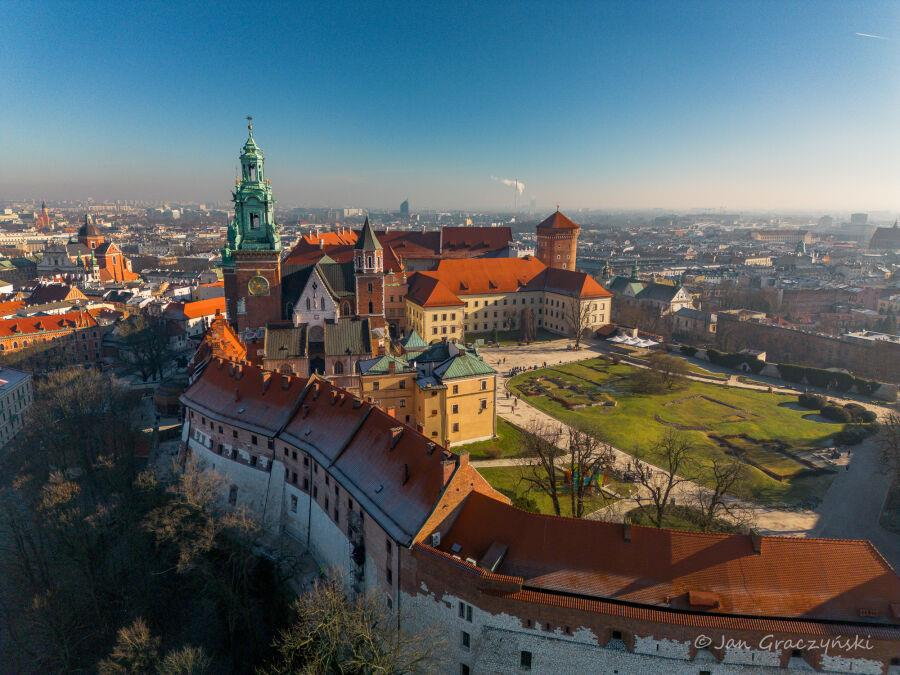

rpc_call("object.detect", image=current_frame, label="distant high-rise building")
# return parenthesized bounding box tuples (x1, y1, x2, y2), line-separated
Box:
(400, 199, 410, 219)
(850, 212, 868, 227)
(817, 215, 834, 229)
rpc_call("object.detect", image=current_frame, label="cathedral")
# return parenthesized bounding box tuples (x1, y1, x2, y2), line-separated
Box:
(38, 214, 138, 284)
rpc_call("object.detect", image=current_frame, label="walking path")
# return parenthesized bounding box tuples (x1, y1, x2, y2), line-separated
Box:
(475, 339, 900, 567)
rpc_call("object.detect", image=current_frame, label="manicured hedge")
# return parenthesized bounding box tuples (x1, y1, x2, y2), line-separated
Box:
(776, 363, 878, 395)
(833, 423, 878, 446)
(820, 404, 853, 423)
(679, 345, 698, 357)
(798, 393, 825, 409)
(706, 349, 766, 373)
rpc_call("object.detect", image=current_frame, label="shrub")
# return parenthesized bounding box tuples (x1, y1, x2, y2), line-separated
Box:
(854, 378, 881, 396)
(843, 403, 877, 423)
(820, 404, 853, 423)
(679, 345, 698, 357)
(776, 363, 806, 383)
(798, 393, 825, 410)
(833, 424, 878, 446)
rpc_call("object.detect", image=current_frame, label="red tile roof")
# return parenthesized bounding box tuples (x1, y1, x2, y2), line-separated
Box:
(523, 267, 612, 299)
(435, 492, 900, 624)
(181, 358, 308, 437)
(537, 210, 581, 231)
(426, 257, 547, 296)
(405, 273, 465, 308)
(440, 227, 512, 255)
(167, 297, 227, 320)
(0, 300, 25, 317)
(0, 310, 98, 337)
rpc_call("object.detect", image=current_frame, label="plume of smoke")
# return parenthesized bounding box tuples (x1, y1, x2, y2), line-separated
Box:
(491, 175, 525, 194)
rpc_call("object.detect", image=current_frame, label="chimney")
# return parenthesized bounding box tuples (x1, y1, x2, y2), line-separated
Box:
(441, 454, 459, 485)
(750, 532, 762, 554)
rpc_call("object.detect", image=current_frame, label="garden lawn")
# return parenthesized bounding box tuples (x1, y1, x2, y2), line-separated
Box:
(508, 358, 842, 507)
(477, 464, 632, 517)
(453, 418, 532, 461)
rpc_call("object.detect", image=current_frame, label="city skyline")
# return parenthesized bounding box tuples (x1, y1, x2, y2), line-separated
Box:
(3, 1, 900, 211)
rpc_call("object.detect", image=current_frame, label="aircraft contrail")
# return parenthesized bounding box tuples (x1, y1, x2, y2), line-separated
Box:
(855, 32, 888, 40)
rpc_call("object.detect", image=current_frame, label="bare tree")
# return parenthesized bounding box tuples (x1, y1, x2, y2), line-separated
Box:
(880, 413, 900, 477)
(628, 430, 695, 527)
(565, 427, 617, 518)
(647, 352, 690, 390)
(565, 301, 594, 350)
(264, 574, 440, 674)
(689, 458, 752, 532)
(517, 420, 566, 516)
(118, 315, 174, 382)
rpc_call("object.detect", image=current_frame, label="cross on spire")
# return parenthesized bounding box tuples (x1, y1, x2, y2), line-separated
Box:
(246, 115, 253, 135)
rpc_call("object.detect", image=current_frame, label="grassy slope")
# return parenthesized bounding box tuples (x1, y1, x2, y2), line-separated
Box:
(453, 418, 531, 460)
(478, 464, 632, 517)
(509, 358, 841, 506)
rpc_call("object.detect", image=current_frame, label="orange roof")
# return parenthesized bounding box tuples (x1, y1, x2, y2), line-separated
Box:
(171, 297, 227, 320)
(427, 256, 547, 296)
(523, 267, 612, 299)
(406, 273, 464, 308)
(435, 492, 900, 623)
(537, 209, 581, 231)
(0, 310, 97, 337)
(198, 280, 225, 288)
(0, 300, 25, 317)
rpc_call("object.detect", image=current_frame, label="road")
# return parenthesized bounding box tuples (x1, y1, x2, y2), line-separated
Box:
(476, 338, 900, 568)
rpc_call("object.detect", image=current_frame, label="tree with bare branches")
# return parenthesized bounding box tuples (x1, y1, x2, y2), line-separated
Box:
(565, 300, 593, 350)
(264, 574, 440, 674)
(880, 413, 900, 477)
(565, 426, 618, 518)
(628, 430, 695, 528)
(517, 420, 566, 516)
(689, 457, 752, 532)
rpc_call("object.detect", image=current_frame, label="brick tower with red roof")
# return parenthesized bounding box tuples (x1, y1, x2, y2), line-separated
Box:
(354, 217, 386, 328)
(536, 208, 580, 271)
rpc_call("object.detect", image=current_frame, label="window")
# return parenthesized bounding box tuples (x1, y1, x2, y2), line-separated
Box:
(460, 665, 470, 675)
(452, 404, 459, 414)
(267, 438, 274, 449)
(249, 212, 260, 229)
(432, 314, 438, 321)
(461, 631, 470, 650)
(290, 495, 298, 512)
(232, 430, 238, 438)
(611, 630, 623, 640)
(320, 297, 325, 310)
(399, 380, 406, 389)
(367, 282, 374, 293)
(452, 422, 459, 432)
(520, 651, 532, 670)
(251, 435, 258, 445)
(458, 602, 472, 622)
(291, 471, 298, 484)
(386, 567, 392, 584)
(368, 301, 374, 314)
(399, 399, 405, 408)
(228, 485, 238, 505)
(452, 385, 459, 394)
(480, 399, 487, 410)
(333, 361, 344, 375)
(480, 380, 487, 390)
(373, 381, 380, 391)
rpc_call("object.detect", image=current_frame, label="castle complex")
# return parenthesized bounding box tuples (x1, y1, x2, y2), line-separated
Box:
(181, 125, 900, 673)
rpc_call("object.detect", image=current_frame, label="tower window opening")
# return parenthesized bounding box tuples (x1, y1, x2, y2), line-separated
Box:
(248, 164, 257, 180)
(368, 301, 374, 314)
(250, 213, 260, 229)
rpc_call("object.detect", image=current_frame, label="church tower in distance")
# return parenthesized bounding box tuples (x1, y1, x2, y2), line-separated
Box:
(222, 117, 282, 338)
(536, 209, 580, 271)
(354, 217, 385, 328)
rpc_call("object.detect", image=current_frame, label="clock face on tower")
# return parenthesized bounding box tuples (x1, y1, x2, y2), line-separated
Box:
(247, 275, 270, 297)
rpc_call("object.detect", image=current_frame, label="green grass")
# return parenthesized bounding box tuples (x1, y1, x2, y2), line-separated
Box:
(468, 328, 560, 346)
(478, 464, 632, 517)
(508, 358, 842, 507)
(682, 361, 729, 380)
(627, 505, 745, 534)
(453, 418, 533, 461)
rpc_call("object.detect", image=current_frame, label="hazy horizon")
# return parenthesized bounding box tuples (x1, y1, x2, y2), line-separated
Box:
(3, 1, 899, 212)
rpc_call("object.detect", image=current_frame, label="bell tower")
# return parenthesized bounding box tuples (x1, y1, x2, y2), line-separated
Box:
(222, 117, 282, 338)
(354, 217, 385, 327)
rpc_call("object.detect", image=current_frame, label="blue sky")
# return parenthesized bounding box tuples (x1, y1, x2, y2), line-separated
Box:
(3, 0, 899, 211)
